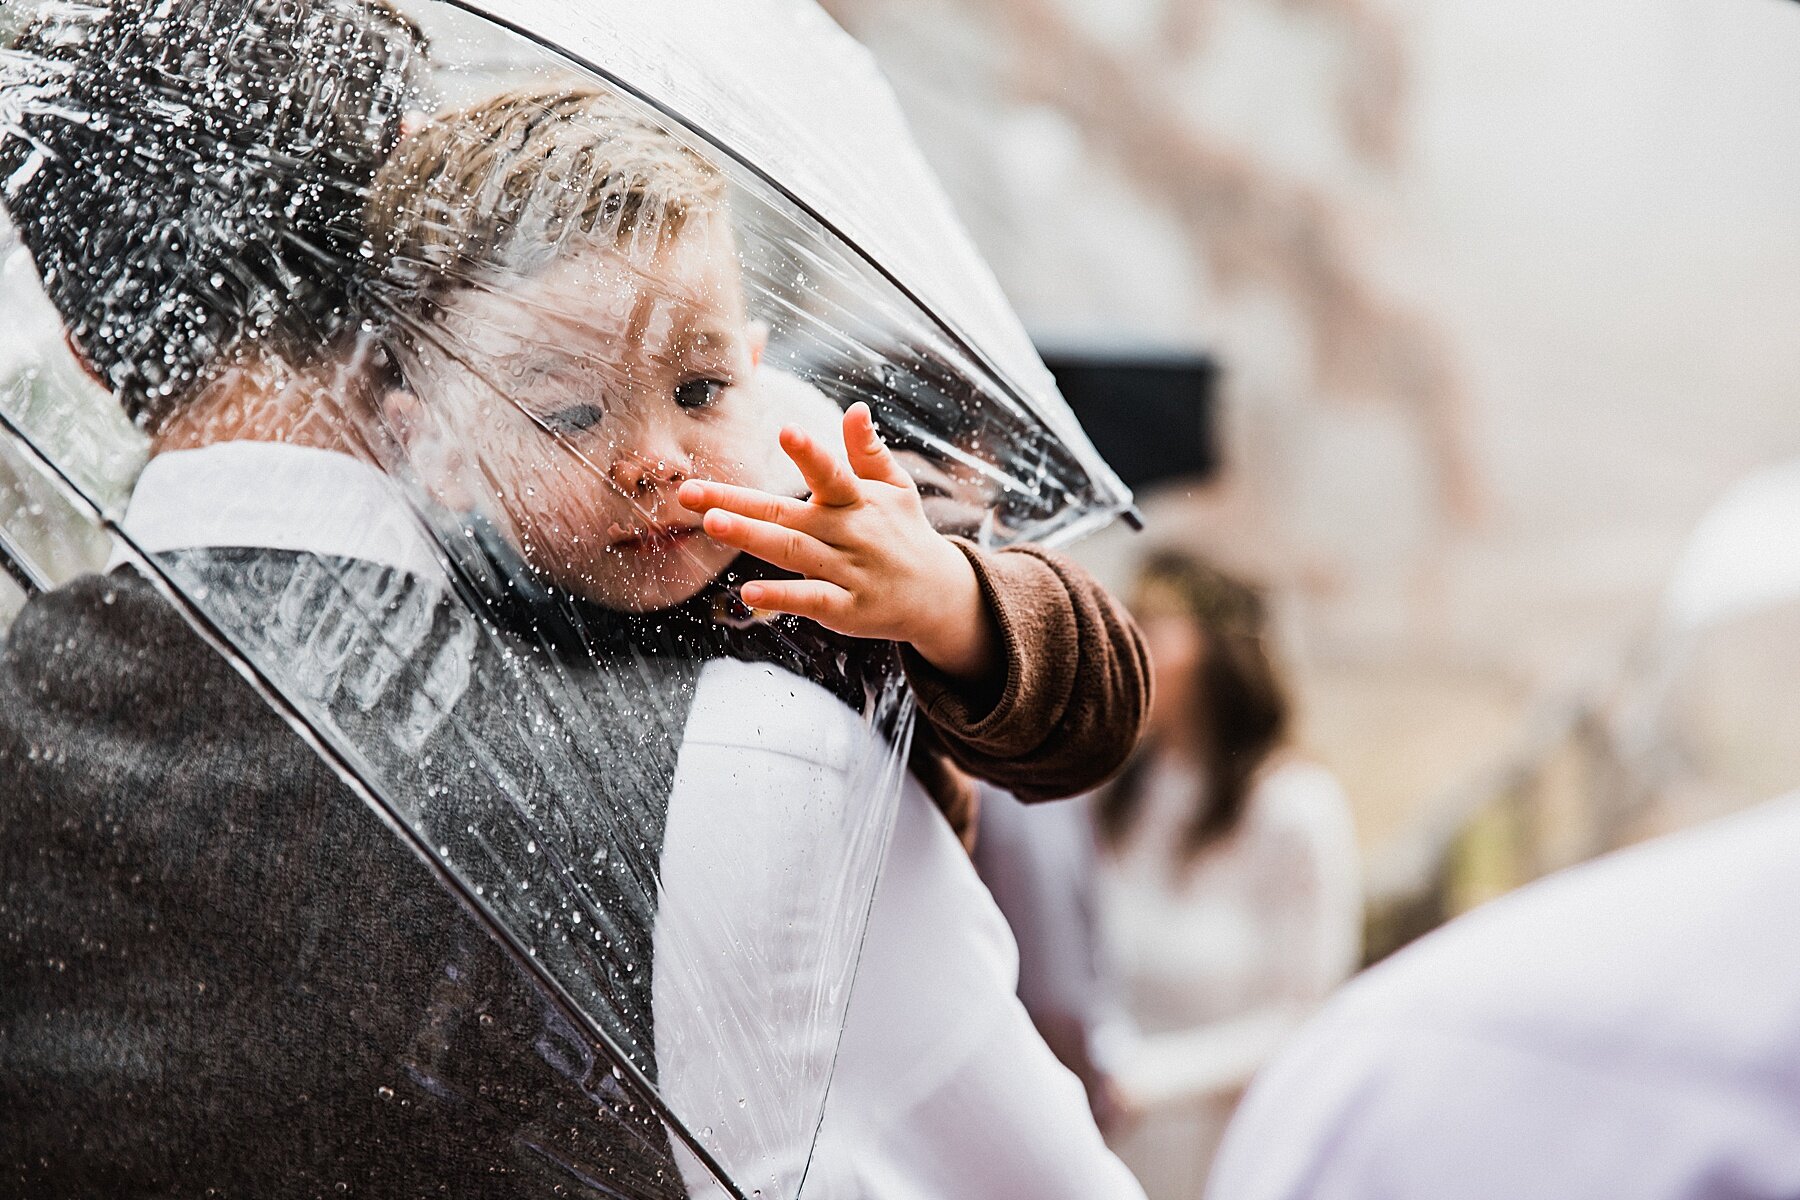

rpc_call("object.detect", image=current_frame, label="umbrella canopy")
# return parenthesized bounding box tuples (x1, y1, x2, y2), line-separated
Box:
(447, 0, 1126, 524)
(0, 1, 1129, 1196)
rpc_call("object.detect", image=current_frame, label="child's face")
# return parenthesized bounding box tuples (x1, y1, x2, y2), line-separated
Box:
(395, 211, 799, 612)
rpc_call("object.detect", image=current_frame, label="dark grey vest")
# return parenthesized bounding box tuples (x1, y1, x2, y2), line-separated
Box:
(0, 561, 691, 1198)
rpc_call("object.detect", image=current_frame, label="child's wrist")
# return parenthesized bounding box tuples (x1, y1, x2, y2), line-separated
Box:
(907, 536, 1000, 685)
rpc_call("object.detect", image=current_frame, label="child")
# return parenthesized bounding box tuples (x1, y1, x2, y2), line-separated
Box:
(368, 84, 1151, 829)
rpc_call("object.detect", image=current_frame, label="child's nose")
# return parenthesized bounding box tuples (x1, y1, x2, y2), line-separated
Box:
(607, 428, 694, 494)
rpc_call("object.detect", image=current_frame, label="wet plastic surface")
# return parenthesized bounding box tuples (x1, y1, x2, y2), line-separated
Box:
(0, 1, 1128, 1194)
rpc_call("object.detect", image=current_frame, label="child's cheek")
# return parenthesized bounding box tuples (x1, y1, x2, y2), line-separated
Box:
(753, 437, 807, 497)
(695, 406, 769, 490)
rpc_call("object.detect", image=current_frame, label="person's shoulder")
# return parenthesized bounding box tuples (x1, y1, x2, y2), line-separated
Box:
(0, 567, 348, 809)
(2, 569, 215, 714)
(1369, 793, 1800, 1014)
(11, 567, 176, 638)
(1213, 797, 1800, 1200)
(1261, 793, 1800, 1104)
(680, 656, 871, 771)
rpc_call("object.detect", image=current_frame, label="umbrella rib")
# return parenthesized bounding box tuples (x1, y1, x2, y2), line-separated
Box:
(0, 403, 752, 1200)
(0, 517, 49, 594)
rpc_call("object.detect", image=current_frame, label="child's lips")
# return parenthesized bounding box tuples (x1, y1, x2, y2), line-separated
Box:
(607, 521, 704, 554)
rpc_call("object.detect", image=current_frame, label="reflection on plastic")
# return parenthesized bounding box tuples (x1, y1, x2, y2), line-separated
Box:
(0, 0, 1127, 1195)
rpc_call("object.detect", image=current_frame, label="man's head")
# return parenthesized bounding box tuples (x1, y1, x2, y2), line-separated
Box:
(368, 86, 789, 613)
(0, 0, 427, 429)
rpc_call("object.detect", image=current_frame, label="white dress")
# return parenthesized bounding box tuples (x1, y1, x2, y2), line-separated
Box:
(1097, 757, 1362, 1200)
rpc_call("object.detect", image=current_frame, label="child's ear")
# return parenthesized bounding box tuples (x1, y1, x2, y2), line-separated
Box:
(61, 329, 107, 390)
(748, 319, 769, 370)
(380, 385, 479, 512)
(379, 386, 423, 446)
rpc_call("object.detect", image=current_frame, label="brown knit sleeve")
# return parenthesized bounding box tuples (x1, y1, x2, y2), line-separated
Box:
(901, 537, 1151, 803)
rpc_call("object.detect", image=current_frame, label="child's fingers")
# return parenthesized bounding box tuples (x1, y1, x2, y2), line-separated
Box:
(779, 425, 862, 507)
(678, 479, 810, 527)
(702, 508, 837, 578)
(740, 578, 854, 625)
(842, 402, 912, 488)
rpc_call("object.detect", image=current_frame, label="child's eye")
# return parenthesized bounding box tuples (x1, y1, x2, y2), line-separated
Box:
(916, 479, 953, 501)
(543, 403, 605, 434)
(673, 378, 727, 410)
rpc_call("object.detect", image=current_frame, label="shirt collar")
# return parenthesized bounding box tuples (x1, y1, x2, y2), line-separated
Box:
(117, 440, 443, 580)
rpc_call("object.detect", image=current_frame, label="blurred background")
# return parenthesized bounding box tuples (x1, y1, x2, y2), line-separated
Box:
(6, 0, 1800, 1194)
(820, 0, 1800, 1190)
(815, 0, 1800, 933)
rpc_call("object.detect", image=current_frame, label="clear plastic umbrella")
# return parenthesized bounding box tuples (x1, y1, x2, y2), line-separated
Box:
(0, 2, 1129, 1195)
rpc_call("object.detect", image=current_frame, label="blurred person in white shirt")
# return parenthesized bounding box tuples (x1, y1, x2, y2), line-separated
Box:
(1208, 788, 1800, 1200)
(1093, 551, 1362, 1199)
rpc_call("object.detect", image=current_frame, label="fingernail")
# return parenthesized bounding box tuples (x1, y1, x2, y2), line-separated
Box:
(741, 583, 765, 605)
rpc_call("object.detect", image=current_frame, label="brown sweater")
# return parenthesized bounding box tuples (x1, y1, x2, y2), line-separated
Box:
(903, 538, 1151, 848)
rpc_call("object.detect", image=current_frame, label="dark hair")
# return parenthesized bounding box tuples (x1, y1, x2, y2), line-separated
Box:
(0, 0, 427, 428)
(1095, 550, 1290, 861)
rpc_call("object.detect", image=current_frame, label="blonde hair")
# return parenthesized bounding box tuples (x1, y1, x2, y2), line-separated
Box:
(367, 85, 727, 311)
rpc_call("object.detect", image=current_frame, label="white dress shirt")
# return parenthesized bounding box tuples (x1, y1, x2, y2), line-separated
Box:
(1208, 791, 1800, 1200)
(122, 440, 1143, 1200)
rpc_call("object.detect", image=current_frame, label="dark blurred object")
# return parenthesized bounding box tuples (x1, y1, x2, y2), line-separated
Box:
(1042, 351, 1220, 491)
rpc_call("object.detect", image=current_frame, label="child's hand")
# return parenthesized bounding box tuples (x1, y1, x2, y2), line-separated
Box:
(677, 402, 1000, 684)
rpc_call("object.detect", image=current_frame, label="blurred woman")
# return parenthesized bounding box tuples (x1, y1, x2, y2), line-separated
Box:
(1093, 551, 1361, 1199)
